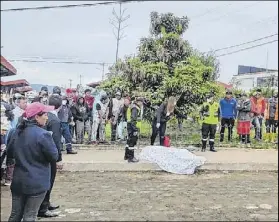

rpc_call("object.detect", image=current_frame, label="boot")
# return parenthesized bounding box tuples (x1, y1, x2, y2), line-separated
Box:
(220, 133, 224, 142)
(201, 140, 207, 152)
(209, 141, 217, 152)
(124, 147, 129, 160)
(127, 149, 139, 163)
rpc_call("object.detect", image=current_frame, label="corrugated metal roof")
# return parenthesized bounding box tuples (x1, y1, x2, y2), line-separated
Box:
(1, 79, 29, 86)
(0, 56, 17, 76)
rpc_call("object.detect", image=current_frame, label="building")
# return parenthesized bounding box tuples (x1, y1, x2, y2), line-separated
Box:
(216, 81, 233, 90)
(230, 65, 278, 92)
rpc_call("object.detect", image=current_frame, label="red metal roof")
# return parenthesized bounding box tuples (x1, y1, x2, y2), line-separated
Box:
(1, 56, 17, 76)
(1, 79, 29, 87)
(216, 81, 233, 89)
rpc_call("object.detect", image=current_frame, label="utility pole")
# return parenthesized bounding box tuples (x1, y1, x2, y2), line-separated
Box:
(102, 63, 105, 80)
(69, 79, 72, 88)
(79, 74, 83, 85)
(110, 2, 130, 63)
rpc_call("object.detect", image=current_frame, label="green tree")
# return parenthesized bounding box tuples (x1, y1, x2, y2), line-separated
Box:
(99, 11, 221, 121)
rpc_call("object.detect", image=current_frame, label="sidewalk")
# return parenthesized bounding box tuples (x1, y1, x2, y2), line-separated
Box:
(61, 148, 278, 172)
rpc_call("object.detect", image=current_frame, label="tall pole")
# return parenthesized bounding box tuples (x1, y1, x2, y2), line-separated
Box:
(265, 50, 269, 74)
(69, 79, 72, 88)
(102, 63, 105, 80)
(79, 75, 83, 85)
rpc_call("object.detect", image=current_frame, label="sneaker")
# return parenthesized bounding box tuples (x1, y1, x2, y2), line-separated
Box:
(128, 158, 139, 163)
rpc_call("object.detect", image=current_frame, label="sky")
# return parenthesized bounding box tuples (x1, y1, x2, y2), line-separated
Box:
(1, 1, 278, 88)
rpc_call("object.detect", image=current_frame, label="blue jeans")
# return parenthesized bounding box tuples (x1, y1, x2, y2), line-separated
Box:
(8, 191, 46, 222)
(61, 123, 73, 152)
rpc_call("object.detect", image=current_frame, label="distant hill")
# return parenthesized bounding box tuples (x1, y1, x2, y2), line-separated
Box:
(30, 84, 55, 92)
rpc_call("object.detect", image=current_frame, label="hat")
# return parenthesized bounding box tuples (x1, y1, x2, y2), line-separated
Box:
(23, 102, 54, 118)
(115, 91, 121, 96)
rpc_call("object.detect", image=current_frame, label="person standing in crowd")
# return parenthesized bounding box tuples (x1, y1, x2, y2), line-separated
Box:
(6, 102, 58, 222)
(4, 94, 27, 186)
(124, 97, 144, 163)
(38, 95, 63, 218)
(264, 90, 278, 143)
(150, 96, 177, 146)
(200, 93, 219, 152)
(58, 96, 77, 154)
(52, 86, 62, 97)
(84, 89, 94, 144)
(91, 94, 110, 144)
(34, 86, 49, 105)
(110, 91, 124, 142)
(117, 97, 130, 141)
(236, 92, 252, 146)
(250, 89, 266, 141)
(219, 89, 237, 142)
(71, 95, 90, 144)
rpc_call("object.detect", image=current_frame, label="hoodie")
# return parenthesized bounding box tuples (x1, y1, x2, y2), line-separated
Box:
(71, 96, 90, 122)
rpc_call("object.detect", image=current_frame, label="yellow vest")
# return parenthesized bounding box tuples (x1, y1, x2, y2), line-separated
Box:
(202, 102, 219, 125)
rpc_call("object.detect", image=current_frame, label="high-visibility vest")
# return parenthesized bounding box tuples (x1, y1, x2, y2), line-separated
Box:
(201, 102, 219, 125)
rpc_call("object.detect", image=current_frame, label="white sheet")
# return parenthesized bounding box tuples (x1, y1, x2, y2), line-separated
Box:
(139, 146, 206, 175)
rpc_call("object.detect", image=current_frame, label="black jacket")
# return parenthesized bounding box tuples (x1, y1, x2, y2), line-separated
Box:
(71, 97, 90, 122)
(45, 112, 62, 162)
(155, 102, 187, 123)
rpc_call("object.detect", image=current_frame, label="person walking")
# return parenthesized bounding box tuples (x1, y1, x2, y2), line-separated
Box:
(124, 97, 144, 163)
(150, 96, 177, 146)
(200, 93, 220, 152)
(264, 90, 278, 143)
(6, 102, 58, 222)
(219, 89, 237, 142)
(236, 92, 252, 146)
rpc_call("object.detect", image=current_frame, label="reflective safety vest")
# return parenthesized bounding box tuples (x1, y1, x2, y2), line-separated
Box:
(201, 102, 219, 125)
(127, 104, 142, 129)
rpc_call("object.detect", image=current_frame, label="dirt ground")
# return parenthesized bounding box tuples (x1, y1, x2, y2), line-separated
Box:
(1, 171, 278, 221)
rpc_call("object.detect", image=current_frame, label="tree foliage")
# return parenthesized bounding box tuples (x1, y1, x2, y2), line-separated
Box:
(99, 11, 221, 121)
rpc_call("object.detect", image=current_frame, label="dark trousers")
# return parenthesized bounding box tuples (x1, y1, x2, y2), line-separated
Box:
(8, 191, 46, 222)
(201, 123, 217, 149)
(38, 161, 57, 214)
(252, 116, 263, 139)
(220, 118, 235, 141)
(124, 123, 138, 160)
(265, 118, 278, 133)
(150, 120, 167, 146)
(111, 122, 117, 141)
(61, 122, 72, 152)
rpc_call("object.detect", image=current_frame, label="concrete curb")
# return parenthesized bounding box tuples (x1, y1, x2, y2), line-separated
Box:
(60, 162, 278, 173)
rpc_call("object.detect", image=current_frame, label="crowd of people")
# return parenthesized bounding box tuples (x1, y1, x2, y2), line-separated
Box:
(0, 85, 278, 221)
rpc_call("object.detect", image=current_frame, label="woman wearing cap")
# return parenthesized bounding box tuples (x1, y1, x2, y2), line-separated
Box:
(6, 102, 58, 222)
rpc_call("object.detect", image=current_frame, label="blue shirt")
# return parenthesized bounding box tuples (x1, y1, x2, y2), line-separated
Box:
(219, 98, 237, 119)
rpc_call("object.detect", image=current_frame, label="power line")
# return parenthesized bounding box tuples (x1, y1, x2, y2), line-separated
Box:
(207, 33, 278, 53)
(216, 39, 278, 57)
(1, 1, 137, 12)
(191, 3, 233, 20)
(8, 59, 113, 65)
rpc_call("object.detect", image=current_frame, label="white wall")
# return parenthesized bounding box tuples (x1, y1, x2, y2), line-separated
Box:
(230, 71, 278, 92)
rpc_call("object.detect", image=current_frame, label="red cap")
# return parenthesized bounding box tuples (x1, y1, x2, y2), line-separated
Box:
(23, 102, 54, 118)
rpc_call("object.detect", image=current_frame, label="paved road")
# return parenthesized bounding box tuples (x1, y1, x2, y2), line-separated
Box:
(1, 171, 278, 221)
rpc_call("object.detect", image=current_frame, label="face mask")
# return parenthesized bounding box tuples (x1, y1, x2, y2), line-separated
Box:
(42, 97, 47, 102)
(62, 100, 67, 105)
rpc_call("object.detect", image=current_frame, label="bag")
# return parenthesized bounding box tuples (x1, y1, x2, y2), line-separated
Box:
(163, 136, 171, 147)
